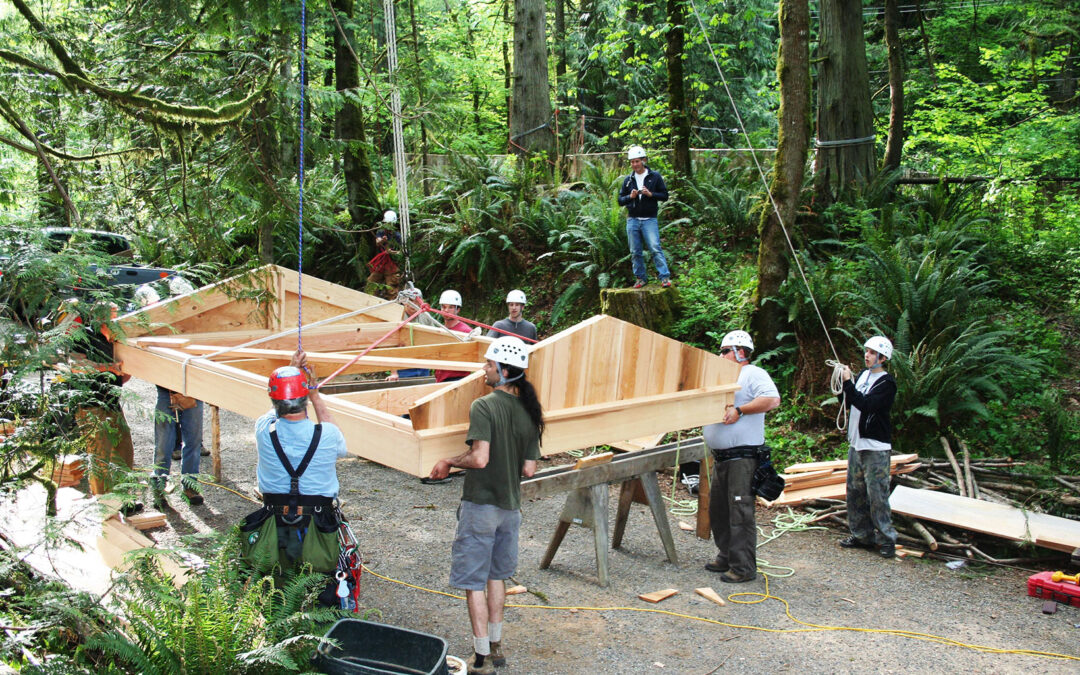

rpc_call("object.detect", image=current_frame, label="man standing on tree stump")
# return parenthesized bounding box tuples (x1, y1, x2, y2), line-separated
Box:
(617, 145, 671, 289)
(703, 330, 781, 583)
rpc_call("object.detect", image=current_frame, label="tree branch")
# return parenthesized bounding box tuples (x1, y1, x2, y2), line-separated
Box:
(0, 92, 81, 225)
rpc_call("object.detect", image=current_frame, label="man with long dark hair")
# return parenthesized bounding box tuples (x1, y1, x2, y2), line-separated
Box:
(429, 336, 543, 675)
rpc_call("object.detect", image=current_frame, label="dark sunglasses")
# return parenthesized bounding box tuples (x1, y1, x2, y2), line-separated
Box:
(720, 347, 734, 355)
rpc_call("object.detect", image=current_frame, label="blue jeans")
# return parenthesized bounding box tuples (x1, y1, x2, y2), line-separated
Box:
(153, 385, 203, 479)
(626, 217, 670, 281)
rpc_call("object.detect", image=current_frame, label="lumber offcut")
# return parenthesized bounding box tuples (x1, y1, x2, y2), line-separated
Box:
(889, 485, 1080, 553)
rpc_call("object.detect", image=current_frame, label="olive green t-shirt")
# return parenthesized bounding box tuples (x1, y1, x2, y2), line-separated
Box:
(462, 390, 541, 511)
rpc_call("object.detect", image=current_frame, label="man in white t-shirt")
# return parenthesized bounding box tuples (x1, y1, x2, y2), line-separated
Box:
(702, 330, 781, 583)
(839, 336, 899, 558)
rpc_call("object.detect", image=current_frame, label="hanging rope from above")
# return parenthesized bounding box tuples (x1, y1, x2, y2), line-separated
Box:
(296, 0, 308, 351)
(382, 0, 413, 283)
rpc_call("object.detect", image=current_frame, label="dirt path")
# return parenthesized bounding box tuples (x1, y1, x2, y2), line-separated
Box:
(121, 378, 1080, 673)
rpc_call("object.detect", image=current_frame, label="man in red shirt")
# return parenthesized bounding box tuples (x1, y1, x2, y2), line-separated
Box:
(434, 289, 472, 383)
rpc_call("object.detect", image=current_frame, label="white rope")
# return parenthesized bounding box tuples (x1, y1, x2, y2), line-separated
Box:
(688, 1, 859, 427)
(826, 359, 848, 431)
(383, 0, 412, 281)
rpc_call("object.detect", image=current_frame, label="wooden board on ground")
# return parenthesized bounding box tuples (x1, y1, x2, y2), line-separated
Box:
(638, 588, 679, 603)
(124, 511, 167, 530)
(116, 265, 742, 477)
(889, 485, 1080, 553)
(784, 453, 918, 474)
(695, 587, 727, 606)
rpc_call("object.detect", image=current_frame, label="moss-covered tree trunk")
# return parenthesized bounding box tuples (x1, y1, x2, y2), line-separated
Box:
(882, 0, 905, 173)
(335, 0, 379, 230)
(601, 287, 681, 334)
(813, 0, 875, 205)
(750, 0, 810, 351)
(511, 0, 554, 163)
(665, 0, 692, 181)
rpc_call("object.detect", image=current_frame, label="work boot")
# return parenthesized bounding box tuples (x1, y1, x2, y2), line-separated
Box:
(719, 570, 756, 584)
(466, 653, 495, 675)
(181, 477, 204, 506)
(704, 557, 729, 574)
(839, 535, 874, 550)
(879, 543, 896, 559)
(489, 641, 506, 667)
(200, 446, 211, 457)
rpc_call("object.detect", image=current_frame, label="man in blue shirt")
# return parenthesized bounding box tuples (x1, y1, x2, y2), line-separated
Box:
(255, 350, 348, 498)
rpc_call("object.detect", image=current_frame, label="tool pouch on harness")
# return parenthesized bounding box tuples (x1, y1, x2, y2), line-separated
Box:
(239, 421, 341, 574)
(751, 445, 785, 501)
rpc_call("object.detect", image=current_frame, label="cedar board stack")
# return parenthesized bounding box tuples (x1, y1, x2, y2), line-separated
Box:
(765, 453, 920, 506)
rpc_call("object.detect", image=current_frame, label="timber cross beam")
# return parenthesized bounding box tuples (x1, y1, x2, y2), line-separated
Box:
(524, 438, 706, 587)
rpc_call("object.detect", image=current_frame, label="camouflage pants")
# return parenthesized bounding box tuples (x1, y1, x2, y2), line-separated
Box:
(845, 447, 898, 545)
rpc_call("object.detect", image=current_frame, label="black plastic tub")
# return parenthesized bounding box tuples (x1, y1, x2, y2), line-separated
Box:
(314, 618, 449, 675)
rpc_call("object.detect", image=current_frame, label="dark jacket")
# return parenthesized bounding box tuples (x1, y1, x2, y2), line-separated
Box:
(617, 168, 669, 218)
(843, 371, 897, 445)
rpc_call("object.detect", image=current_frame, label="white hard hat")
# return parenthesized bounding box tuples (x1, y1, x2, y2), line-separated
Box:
(864, 335, 893, 360)
(627, 145, 647, 160)
(506, 289, 527, 305)
(134, 284, 161, 307)
(168, 276, 196, 296)
(383, 210, 398, 223)
(720, 330, 754, 352)
(439, 290, 462, 307)
(484, 335, 529, 369)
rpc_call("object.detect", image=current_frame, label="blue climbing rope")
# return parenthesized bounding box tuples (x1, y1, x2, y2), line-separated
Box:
(297, 0, 307, 351)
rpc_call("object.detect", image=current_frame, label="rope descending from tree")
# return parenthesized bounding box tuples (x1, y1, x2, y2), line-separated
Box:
(383, 0, 413, 283)
(826, 359, 849, 431)
(297, 0, 308, 351)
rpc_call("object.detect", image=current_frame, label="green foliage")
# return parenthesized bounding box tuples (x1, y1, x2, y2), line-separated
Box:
(82, 532, 350, 674)
(669, 250, 755, 349)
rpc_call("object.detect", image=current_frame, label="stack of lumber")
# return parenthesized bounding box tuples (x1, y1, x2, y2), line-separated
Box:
(766, 453, 920, 506)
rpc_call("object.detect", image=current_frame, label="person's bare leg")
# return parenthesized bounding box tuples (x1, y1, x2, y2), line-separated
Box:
(466, 589, 489, 638)
(486, 579, 505, 624)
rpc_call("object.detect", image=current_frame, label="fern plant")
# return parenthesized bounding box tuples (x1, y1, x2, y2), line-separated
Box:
(80, 532, 352, 674)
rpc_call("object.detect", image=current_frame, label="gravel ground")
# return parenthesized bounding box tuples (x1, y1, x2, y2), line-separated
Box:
(121, 377, 1080, 674)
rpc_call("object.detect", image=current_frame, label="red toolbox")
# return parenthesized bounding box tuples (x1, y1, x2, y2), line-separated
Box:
(1028, 571, 1080, 607)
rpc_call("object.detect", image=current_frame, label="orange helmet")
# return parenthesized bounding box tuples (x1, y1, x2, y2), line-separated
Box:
(268, 366, 308, 400)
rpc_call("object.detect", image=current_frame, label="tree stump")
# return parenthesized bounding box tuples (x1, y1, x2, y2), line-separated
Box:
(600, 286, 681, 334)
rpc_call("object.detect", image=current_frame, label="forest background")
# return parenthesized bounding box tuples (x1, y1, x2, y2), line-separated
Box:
(1, 0, 1080, 670)
(2, 0, 1079, 478)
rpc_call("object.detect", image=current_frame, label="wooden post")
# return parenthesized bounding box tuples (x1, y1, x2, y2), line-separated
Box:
(696, 452, 712, 540)
(210, 405, 222, 482)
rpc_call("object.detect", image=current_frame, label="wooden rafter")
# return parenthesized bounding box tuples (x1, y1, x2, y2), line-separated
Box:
(116, 265, 741, 477)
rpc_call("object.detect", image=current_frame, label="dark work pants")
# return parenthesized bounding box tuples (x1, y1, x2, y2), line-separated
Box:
(709, 456, 758, 577)
(846, 447, 898, 545)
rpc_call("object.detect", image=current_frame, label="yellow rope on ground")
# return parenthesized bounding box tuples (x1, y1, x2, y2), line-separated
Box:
(359, 565, 1079, 661)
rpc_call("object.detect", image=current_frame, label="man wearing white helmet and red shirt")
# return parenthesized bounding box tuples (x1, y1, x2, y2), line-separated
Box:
(429, 336, 543, 674)
(617, 145, 672, 289)
(486, 289, 538, 341)
(839, 336, 899, 558)
(702, 330, 781, 583)
(434, 289, 473, 382)
(241, 350, 349, 574)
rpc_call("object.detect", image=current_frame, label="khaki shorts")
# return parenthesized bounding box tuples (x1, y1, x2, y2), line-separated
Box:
(449, 501, 522, 591)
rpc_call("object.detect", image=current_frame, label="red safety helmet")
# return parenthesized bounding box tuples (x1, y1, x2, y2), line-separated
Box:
(268, 366, 309, 400)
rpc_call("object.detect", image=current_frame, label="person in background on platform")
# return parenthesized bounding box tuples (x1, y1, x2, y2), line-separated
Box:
(617, 145, 671, 289)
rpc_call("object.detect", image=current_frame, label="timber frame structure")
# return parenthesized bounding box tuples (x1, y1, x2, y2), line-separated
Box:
(115, 265, 740, 477)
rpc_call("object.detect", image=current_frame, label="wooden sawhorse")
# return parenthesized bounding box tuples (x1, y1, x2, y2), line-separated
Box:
(523, 438, 706, 587)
